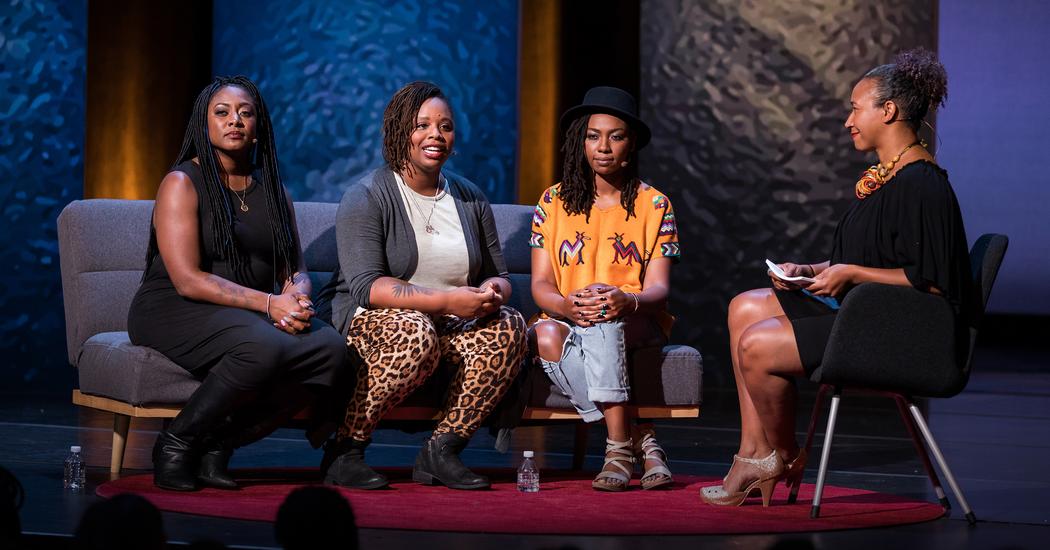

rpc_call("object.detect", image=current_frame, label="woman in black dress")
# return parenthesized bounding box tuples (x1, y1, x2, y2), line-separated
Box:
(702, 50, 974, 506)
(128, 76, 346, 491)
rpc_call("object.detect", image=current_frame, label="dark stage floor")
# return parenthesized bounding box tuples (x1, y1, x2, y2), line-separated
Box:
(2, 344, 1048, 549)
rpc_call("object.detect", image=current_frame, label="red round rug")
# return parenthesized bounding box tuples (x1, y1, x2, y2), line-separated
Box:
(97, 468, 945, 535)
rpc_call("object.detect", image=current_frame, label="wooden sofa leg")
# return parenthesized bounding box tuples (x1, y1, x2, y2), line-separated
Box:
(111, 414, 131, 474)
(571, 423, 589, 470)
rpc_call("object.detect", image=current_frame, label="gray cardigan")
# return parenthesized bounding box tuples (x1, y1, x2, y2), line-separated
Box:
(320, 168, 510, 335)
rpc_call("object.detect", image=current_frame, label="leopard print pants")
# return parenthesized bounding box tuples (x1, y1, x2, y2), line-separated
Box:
(339, 306, 527, 441)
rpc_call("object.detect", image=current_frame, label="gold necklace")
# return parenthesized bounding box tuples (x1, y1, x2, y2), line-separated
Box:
(225, 174, 251, 212)
(855, 140, 926, 200)
(876, 140, 924, 180)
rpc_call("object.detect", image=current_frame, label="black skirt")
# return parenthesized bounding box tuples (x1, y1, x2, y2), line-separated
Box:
(774, 289, 838, 376)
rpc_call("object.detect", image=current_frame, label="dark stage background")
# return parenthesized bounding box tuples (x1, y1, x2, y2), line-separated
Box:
(1, 0, 1047, 390)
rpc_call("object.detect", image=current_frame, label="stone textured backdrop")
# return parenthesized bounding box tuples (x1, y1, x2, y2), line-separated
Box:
(639, 0, 935, 377)
(0, 0, 85, 386)
(212, 0, 519, 204)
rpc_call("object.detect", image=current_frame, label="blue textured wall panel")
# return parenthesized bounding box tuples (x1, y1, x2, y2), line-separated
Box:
(213, 0, 519, 204)
(0, 0, 86, 384)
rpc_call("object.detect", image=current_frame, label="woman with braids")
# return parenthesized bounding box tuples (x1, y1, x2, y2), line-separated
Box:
(317, 81, 526, 490)
(127, 76, 346, 491)
(530, 86, 681, 491)
(702, 49, 973, 507)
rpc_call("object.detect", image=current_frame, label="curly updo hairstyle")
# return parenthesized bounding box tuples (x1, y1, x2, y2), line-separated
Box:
(864, 48, 948, 130)
(382, 81, 451, 173)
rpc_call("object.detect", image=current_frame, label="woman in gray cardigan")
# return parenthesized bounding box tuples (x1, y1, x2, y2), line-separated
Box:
(319, 81, 527, 490)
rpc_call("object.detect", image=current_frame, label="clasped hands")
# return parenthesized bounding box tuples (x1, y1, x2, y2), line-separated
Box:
(769, 262, 856, 297)
(564, 283, 634, 328)
(446, 281, 504, 320)
(268, 291, 315, 335)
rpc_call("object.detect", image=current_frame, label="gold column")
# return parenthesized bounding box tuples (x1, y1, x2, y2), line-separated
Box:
(85, 1, 211, 199)
(517, 0, 562, 205)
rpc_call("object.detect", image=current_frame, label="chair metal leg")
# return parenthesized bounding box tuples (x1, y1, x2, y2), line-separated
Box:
(894, 396, 950, 511)
(907, 403, 977, 525)
(571, 423, 589, 470)
(790, 384, 829, 504)
(111, 414, 131, 474)
(811, 387, 842, 519)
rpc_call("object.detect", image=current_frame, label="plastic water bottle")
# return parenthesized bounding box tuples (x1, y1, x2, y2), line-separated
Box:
(517, 450, 539, 492)
(63, 445, 86, 492)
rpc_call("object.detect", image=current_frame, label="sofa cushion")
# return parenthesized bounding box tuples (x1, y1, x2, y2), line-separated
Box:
(77, 332, 200, 405)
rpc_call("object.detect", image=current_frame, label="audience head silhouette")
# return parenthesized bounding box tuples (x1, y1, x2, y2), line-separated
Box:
(275, 486, 358, 550)
(74, 493, 165, 550)
(1, 465, 25, 549)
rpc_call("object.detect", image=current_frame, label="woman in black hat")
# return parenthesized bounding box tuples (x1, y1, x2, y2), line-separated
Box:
(529, 86, 682, 491)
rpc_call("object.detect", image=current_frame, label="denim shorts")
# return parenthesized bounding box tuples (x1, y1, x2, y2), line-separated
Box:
(537, 319, 634, 423)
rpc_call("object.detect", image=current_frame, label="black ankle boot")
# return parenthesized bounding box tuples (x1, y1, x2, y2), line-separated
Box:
(412, 432, 490, 490)
(323, 438, 388, 489)
(197, 437, 237, 489)
(152, 375, 251, 492)
(195, 384, 316, 490)
(152, 431, 199, 491)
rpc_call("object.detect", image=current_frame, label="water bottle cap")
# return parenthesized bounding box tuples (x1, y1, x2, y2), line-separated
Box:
(70, 445, 81, 453)
(523, 450, 534, 458)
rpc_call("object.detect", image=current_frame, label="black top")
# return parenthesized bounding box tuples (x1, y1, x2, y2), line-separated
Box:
(830, 160, 974, 325)
(139, 160, 276, 295)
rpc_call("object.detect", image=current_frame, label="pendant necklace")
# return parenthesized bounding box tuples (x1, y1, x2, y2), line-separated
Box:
(225, 173, 251, 212)
(405, 176, 445, 234)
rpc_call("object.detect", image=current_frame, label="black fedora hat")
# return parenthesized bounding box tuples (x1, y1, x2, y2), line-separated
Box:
(560, 86, 651, 149)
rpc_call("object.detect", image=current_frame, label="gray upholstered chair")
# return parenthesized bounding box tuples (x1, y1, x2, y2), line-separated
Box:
(58, 199, 703, 473)
(799, 234, 1008, 524)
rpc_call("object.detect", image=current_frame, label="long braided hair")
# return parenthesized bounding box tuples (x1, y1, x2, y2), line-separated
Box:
(144, 76, 298, 287)
(381, 81, 450, 173)
(559, 114, 640, 222)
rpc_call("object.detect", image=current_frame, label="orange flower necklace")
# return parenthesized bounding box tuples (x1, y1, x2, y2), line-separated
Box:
(855, 140, 926, 199)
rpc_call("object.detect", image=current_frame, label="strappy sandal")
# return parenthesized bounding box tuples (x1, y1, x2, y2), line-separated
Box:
(636, 432, 674, 490)
(700, 451, 785, 507)
(592, 438, 635, 492)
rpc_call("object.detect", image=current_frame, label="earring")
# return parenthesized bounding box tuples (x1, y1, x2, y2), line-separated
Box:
(620, 160, 629, 167)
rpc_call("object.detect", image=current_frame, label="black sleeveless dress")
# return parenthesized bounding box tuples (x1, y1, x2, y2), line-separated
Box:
(775, 160, 974, 375)
(127, 160, 345, 391)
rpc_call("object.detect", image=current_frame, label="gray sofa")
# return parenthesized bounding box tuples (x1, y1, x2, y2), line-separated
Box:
(58, 199, 703, 473)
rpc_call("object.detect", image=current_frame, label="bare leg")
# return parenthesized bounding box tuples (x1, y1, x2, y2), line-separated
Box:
(728, 290, 786, 454)
(738, 316, 805, 461)
(601, 404, 629, 441)
(720, 289, 789, 492)
(531, 320, 569, 363)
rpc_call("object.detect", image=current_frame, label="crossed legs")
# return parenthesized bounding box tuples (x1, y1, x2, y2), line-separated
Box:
(721, 288, 805, 494)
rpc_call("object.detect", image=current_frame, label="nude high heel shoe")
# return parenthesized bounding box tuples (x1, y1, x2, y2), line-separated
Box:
(785, 448, 808, 504)
(700, 451, 785, 507)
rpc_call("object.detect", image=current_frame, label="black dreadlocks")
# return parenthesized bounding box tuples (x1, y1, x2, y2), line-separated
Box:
(559, 115, 640, 222)
(381, 81, 450, 173)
